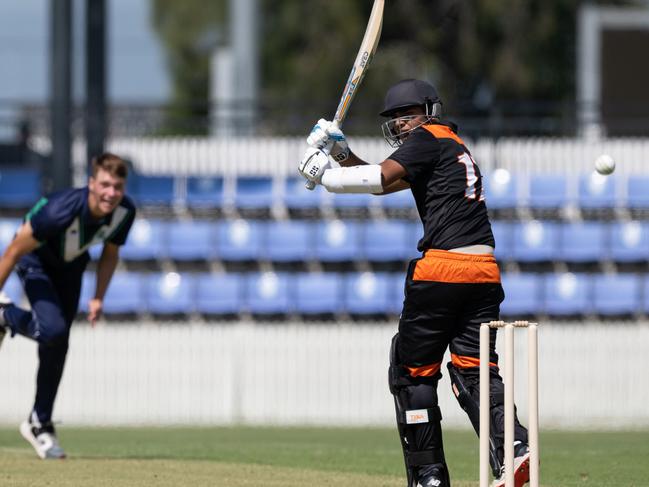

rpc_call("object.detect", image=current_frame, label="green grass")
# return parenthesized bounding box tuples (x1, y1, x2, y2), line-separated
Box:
(1, 427, 648, 486)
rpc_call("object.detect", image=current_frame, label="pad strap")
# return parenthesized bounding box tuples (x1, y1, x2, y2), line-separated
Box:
(321, 164, 383, 193)
(407, 447, 446, 466)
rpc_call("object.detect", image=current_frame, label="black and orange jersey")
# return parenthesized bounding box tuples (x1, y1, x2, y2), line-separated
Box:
(388, 121, 495, 251)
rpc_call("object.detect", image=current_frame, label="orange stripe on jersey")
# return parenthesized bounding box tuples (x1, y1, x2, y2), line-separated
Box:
(413, 249, 501, 283)
(406, 362, 442, 378)
(451, 353, 497, 369)
(422, 124, 465, 145)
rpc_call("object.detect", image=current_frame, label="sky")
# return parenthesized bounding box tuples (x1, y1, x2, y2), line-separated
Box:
(0, 0, 171, 103)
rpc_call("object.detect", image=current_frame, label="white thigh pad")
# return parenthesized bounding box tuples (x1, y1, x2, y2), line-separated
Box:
(320, 165, 383, 194)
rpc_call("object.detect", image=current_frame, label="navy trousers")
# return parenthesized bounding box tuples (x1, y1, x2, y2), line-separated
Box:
(5, 262, 82, 424)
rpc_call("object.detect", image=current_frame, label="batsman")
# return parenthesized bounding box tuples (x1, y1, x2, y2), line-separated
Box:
(299, 79, 531, 487)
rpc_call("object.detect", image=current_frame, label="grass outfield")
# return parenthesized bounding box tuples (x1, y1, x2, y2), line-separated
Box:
(1, 427, 648, 487)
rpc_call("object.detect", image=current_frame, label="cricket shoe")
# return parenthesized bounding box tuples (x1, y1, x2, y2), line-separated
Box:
(20, 413, 67, 459)
(417, 463, 450, 487)
(491, 442, 530, 487)
(0, 291, 12, 350)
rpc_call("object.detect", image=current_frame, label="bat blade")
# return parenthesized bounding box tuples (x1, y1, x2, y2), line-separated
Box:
(333, 0, 385, 126)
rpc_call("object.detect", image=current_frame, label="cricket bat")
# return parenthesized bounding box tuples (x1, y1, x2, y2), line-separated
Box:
(305, 0, 385, 189)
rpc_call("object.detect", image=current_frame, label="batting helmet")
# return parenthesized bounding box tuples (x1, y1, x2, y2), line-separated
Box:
(379, 79, 442, 117)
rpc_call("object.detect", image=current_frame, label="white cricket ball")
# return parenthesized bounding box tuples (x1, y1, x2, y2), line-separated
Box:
(595, 154, 615, 175)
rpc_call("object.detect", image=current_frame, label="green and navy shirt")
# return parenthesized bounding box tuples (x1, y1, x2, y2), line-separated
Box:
(20, 187, 136, 273)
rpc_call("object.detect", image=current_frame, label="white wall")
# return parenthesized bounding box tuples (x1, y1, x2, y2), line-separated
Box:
(2, 321, 648, 429)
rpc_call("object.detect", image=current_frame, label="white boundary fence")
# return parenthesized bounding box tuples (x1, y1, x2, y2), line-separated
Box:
(2, 321, 648, 429)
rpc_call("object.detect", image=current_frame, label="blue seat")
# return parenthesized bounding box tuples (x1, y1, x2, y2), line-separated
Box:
(314, 220, 362, 262)
(0, 218, 21, 251)
(103, 272, 145, 314)
(491, 221, 513, 261)
(557, 222, 606, 263)
(483, 170, 519, 211)
(0, 168, 40, 208)
(145, 272, 194, 315)
(166, 220, 215, 261)
(389, 273, 406, 314)
(120, 218, 166, 261)
(527, 174, 568, 211)
(362, 220, 415, 262)
(295, 273, 342, 315)
(283, 177, 324, 212)
(379, 189, 413, 211)
(578, 173, 618, 209)
(245, 272, 291, 314)
(326, 190, 374, 210)
(234, 176, 275, 210)
(512, 220, 559, 262)
(592, 274, 641, 315)
(609, 221, 649, 262)
(543, 273, 591, 316)
(344, 272, 392, 314)
(627, 174, 649, 210)
(216, 219, 264, 262)
(194, 273, 244, 315)
(129, 175, 176, 206)
(265, 220, 313, 263)
(186, 176, 225, 209)
(500, 273, 542, 316)
(3, 272, 24, 304)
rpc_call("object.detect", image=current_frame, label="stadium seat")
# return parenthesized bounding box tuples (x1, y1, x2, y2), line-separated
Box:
(626, 174, 649, 210)
(294, 273, 342, 315)
(233, 176, 275, 210)
(543, 272, 591, 316)
(103, 272, 145, 314)
(0, 168, 40, 208)
(557, 221, 607, 263)
(609, 221, 649, 263)
(500, 273, 542, 316)
(3, 272, 24, 304)
(578, 172, 618, 210)
(166, 220, 215, 261)
(511, 220, 559, 262)
(379, 189, 413, 212)
(388, 273, 406, 314)
(592, 274, 641, 316)
(0, 218, 21, 250)
(491, 221, 513, 261)
(144, 272, 194, 315)
(120, 218, 166, 261)
(283, 177, 325, 213)
(526, 173, 568, 211)
(325, 190, 374, 211)
(265, 220, 313, 263)
(245, 272, 291, 314)
(216, 219, 264, 262)
(128, 175, 176, 206)
(344, 272, 393, 315)
(483, 169, 519, 211)
(361, 220, 416, 262)
(185, 176, 225, 209)
(194, 273, 244, 315)
(314, 220, 362, 263)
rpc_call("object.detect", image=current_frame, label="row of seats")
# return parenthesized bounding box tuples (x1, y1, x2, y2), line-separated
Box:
(4, 167, 649, 212)
(3, 217, 649, 264)
(4, 270, 646, 318)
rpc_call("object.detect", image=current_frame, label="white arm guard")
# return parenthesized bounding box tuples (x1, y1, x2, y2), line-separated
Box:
(320, 165, 383, 194)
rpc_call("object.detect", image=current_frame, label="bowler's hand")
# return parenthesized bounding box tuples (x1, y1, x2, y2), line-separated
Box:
(88, 298, 104, 327)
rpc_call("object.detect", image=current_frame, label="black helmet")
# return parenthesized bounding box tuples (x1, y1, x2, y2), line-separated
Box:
(379, 79, 442, 117)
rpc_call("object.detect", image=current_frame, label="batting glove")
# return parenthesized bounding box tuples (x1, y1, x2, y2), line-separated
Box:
(298, 146, 330, 184)
(306, 118, 350, 163)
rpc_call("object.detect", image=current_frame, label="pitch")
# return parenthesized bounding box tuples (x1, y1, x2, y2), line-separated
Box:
(1, 426, 648, 486)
